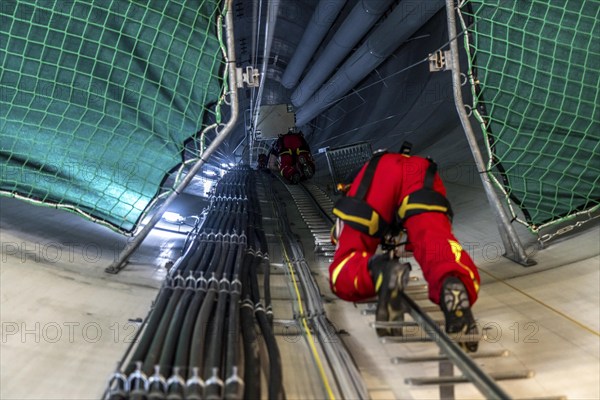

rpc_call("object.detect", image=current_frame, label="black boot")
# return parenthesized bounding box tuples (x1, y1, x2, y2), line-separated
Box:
(368, 254, 411, 337)
(298, 155, 314, 179)
(290, 172, 301, 184)
(440, 276, 479, 352)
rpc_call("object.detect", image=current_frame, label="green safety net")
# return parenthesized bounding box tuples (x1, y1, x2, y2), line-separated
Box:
(0, 0, 225, 233)
(460, 1, 600, 231)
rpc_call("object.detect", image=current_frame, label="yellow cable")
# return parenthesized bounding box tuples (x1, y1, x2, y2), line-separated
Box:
(281, 242, 336, 400)
(266, 176, 335, 398)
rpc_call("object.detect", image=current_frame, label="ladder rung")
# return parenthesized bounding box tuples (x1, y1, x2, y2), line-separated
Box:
(391, 350, 509, 363)
(407, 292, 430, 300)
(381, 331, 484, 343)
(405, 370, 534, 386)
(413, 305, 441, 313)
(405, 284, 428, 292)
(371, 321, 418, 328)
(354, 287, 428, 304)
(370, 320, 444, 328)
(361, 304, 440, 315)
(516, 397, 567, 400)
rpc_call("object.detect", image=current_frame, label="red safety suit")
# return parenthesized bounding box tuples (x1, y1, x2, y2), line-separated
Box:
(271, 132, 315, 183)
(329, 153, 480, 306)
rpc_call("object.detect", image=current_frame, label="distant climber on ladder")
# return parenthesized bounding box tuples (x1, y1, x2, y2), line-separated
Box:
(329, 143, 480, 351)
(268, 129, 315, 184)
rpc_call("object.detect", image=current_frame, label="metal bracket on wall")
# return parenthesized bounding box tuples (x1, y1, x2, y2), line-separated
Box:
(236, 66, 260, 88)
(428, 50, 453, 72)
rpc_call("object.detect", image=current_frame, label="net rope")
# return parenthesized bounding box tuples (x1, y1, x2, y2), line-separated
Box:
(459, 0, 600, 232)
(0, 0, 227, 234)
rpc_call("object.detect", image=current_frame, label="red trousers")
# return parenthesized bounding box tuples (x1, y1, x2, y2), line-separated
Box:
(329, 154, 480, 305)
(278, 149, 314, 182)
(276, 133, 314, 182)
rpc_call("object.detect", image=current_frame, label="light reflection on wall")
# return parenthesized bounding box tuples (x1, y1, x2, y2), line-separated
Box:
(203, 178, 214, 195)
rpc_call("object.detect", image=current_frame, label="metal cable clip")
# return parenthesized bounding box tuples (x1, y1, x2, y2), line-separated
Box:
(219, 277, 231, 292)
(186, 366, 205, 389)
(148, 365, 167, 393)
(107, 371, 129, 394)
(225, 366, 245, 389)
(207, 273, 219, 290)
(166, 367, 186, 391)
(185, 272, 197, 290)
(127, 361, 149, 392)
(205, 367, 224, 391)
(196, 275, 208, 291)
(230, 278, 242, 294)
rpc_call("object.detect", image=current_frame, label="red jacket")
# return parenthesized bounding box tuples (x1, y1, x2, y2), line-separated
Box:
(330, 153, 480, 305)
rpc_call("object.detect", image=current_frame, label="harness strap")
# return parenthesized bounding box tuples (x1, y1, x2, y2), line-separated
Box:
(397, 190, 453, 221)
(354, 152, 386, 200)
(423, 158, 437, 189)
(333, 154, 453, 239)
(396, 159, 453, 224)
(332, 152, 387, 238)
(333, 196, 389, 237)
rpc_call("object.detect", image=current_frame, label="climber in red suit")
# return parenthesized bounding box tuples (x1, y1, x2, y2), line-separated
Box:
(330, 149, 480, 350)
(269, 131, 315, 184)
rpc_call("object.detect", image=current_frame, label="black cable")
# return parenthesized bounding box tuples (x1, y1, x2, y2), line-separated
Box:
(142, 288, 184, 376)
(250, 255, 283, 400)
(158, 288, 194, 377)
(124, 288, 173, 375)
(173, 288, 207, 377)
(240, 252, 261, 399)
(204, 242, 237, 398)
(177, 238, 204, 276)
(224, 240, 246, 399)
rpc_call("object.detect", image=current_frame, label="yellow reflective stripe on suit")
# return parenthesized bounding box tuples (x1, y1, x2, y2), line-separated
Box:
(332, 207, 380, 236)
(448, 240, 480, 292)
(331, 251, 356, 286)
(398, 195, 447, 219)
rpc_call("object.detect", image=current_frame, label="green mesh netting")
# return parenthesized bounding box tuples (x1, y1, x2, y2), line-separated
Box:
(460, 1, 600, 231)
(0, 0, 224, 233)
